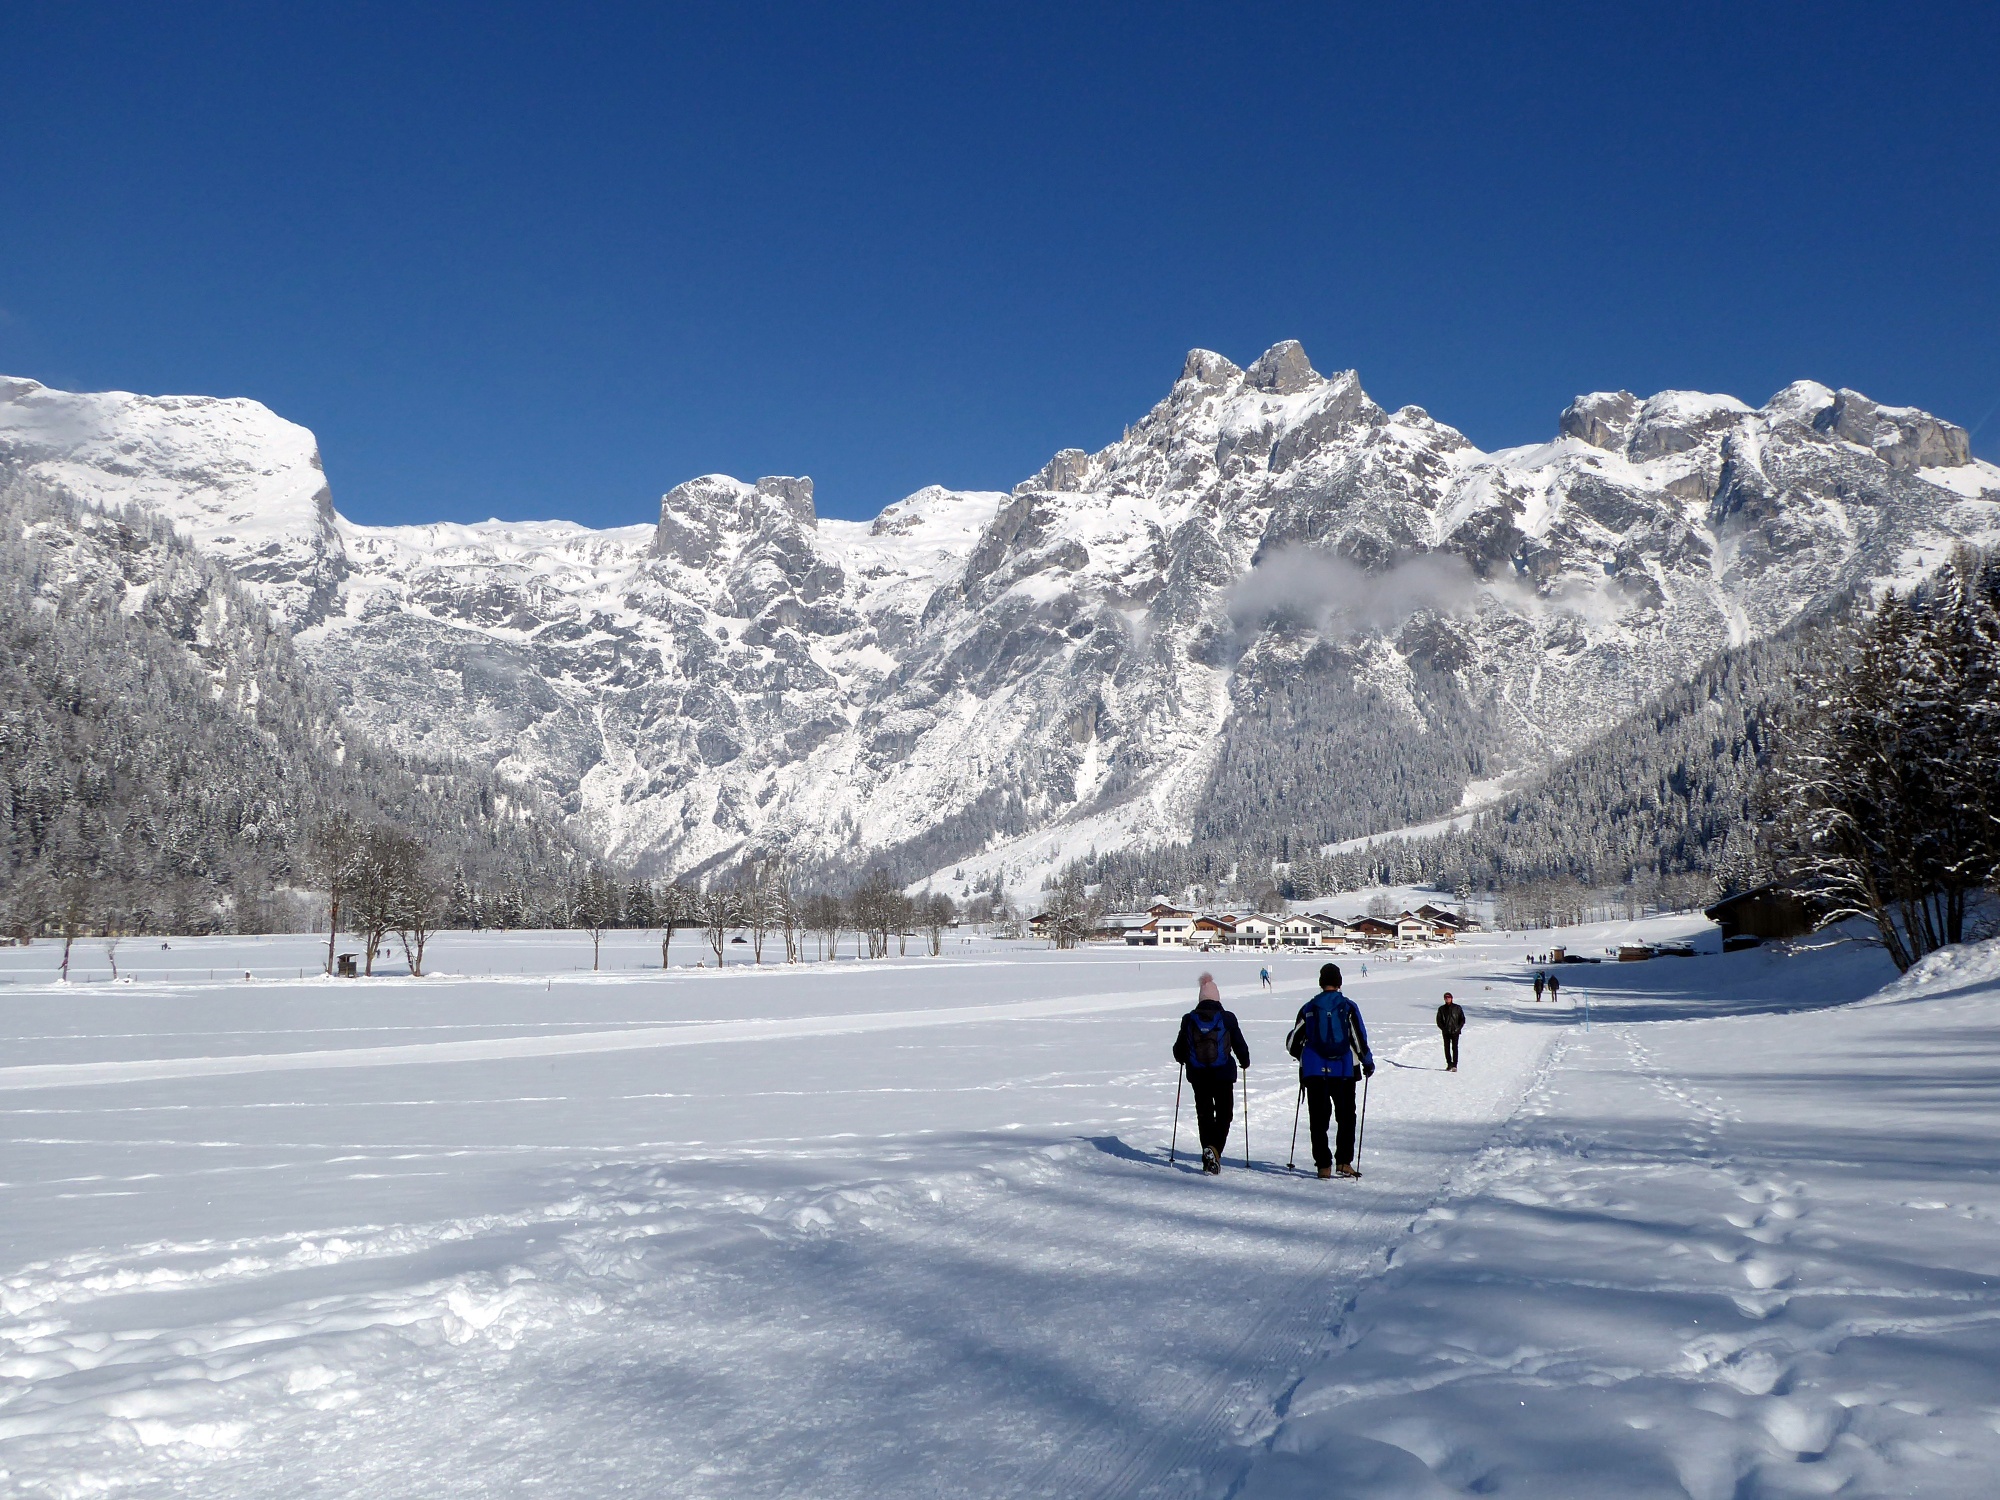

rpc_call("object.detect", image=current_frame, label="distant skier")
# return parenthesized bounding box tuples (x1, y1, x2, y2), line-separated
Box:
(1287, 963, 1375, 1179)
(1259, 966, 1271, 991)
(1173, 974, 1250, 1174)
(1533, 970, 1546, 1002)
(1436, 991, 1464, 1072)
(1547, 970, 1561, 1002)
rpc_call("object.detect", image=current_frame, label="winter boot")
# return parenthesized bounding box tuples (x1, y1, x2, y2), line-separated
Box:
(1316, 1164, 1333, 1180)
(1335, 1162, 1362, 1179)
(1202, 1147, 1219, 1174)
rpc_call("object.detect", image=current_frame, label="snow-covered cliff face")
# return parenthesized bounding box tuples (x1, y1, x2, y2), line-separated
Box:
(6, 350, 1997, 885)
(0, 377, 345, 628)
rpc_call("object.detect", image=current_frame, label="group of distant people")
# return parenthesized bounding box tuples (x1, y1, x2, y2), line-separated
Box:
(1170, 964, 1469, 1181)
(1531, 969, 1561, 1002)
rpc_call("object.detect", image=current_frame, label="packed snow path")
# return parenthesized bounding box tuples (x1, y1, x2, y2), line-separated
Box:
(3, 926, 1997, 1498)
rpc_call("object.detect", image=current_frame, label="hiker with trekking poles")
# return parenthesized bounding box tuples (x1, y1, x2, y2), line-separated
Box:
(1286, 962, 1375, 1180)
(1170, 973, 1251, 1174)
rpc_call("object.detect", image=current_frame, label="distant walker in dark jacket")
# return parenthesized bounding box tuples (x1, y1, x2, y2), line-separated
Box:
(1173, 973, 1251, 1174)
(1286, 962, 1374, 1179)
(1436, 992, 1465, 1072)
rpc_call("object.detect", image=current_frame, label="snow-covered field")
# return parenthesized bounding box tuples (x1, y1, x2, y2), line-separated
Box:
(3, 922, 1997, 1498)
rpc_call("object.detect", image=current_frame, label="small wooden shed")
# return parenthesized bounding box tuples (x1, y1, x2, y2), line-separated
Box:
(1704, 884, 1817, 943)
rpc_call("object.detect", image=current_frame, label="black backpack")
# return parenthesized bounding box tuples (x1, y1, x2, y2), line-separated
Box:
(1188, 1009, 1230, 1068)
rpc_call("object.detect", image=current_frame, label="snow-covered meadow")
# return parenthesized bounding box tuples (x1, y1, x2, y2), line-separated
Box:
(3, 922, 1997, 1498)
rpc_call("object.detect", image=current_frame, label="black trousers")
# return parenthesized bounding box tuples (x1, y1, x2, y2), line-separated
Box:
(1442, 1031, 1460, 1068)
(1304, 1076, 1357, 1168)
(1189, 1070, 1235, 1155)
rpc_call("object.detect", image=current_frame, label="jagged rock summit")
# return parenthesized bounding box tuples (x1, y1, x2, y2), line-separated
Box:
(5, 345, 1996, 890)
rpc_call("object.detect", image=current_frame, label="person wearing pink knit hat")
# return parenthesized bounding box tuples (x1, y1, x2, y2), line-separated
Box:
(1172, 972, 1250, 1173)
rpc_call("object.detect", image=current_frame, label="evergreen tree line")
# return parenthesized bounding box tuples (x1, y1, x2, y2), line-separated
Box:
(0, 480, 579, 940)
(1191, 640, 1490, 857)
(1062, 623, 1816, 921)
(1762, 546, 2000, 970)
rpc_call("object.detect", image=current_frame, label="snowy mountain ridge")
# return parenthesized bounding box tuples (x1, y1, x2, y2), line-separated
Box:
(4, 348, 1997, 890)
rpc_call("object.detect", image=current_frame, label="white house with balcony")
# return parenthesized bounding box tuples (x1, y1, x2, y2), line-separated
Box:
(1232, 913, 1282, 948)
(1278, 914, 1330, 946)
(1143, 914, 1198, 947)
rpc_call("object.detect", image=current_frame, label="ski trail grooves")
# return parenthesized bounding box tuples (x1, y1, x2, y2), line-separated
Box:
(0, 986, 1192, 1091)
(1023, 1018, 1557, 1499)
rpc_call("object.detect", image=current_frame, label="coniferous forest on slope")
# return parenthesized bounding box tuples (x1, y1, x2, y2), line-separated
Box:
(0, 481, 578, 935)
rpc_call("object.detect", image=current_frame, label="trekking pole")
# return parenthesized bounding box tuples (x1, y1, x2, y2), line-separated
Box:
(1355, 1074, 1371, 1169)
(1168, 1066, 1184, 1165)
(1286, 1083, 1304, 1171)
(1242, 1066, 1251, 1166)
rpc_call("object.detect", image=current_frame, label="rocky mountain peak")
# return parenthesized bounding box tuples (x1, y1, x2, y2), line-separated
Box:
(1815, 389, 1970, 472)
(1178, 349, 1243, 388)
(651, 473, 819, 568)
(1244, 339, 1320, 395)
(1626, 391, 1755, 460)
(754, 475, 816, 524)
(1559, 390, 1640, 451)
(1018, 449, 1093, 495)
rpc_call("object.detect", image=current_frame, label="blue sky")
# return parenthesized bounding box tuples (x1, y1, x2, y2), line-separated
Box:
(2, 3, 1996, 526)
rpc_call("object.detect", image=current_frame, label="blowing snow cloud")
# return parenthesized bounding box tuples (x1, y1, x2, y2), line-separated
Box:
(1226, 546, 1476, 638)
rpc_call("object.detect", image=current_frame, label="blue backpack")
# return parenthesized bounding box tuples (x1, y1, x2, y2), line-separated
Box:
(1188, 1009, 1231, 1068)
(1292, 994, 1350, 1061)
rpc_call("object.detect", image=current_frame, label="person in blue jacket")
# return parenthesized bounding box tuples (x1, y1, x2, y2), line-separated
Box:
(1287, 962, 1375, 1179)
(1172, 973, 1251, 1173)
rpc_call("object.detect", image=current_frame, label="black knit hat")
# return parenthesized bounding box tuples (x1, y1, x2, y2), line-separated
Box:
(1319, 962, 1342, 991)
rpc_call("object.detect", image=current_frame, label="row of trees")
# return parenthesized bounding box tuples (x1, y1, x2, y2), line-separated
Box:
(312, 815, 447, 975)
(299, 844, 966, 971)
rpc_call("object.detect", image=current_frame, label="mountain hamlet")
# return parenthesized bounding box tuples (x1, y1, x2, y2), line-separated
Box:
(3, 345, 1999, 939)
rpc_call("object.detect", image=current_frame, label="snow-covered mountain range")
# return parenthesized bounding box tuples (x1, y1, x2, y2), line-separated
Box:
(5, 347, 1997, 889)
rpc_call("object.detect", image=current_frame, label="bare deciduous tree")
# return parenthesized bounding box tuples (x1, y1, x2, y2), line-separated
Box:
(311, 814, 362, 975)
(657, 880, 696, 968)
(774, 866, 803, 963)
(57, 876, 90, 981)
(391, 839, 445, 977)
(346, 826, 411, 976)
(703, 885, 739, 966)
(804, 892, 843, 960)
(574, 865, 622, 971)
(746, 861, 775, 965)
(850, 871, 900, 959)
(918, 891, 955, 956)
